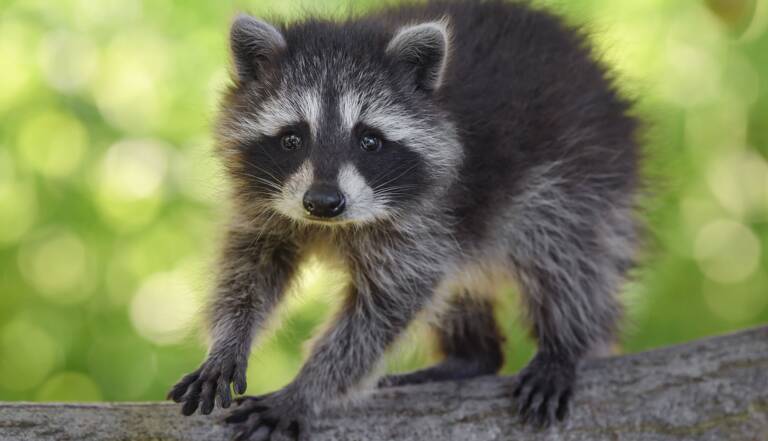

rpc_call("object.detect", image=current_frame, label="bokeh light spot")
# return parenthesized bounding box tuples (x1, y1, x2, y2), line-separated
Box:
(38, 30, 98, 93)
(95, 138, 169, 230)
(694, 219, 761, 283)
(17, 229, 93, 303)
(36, 372, 102, 401)
(659, 7, 725, 107)
(17, 111, 88, 178)
(92, 31, 169, 132)
(707, 150, 768, 220)
(0, 319, 60, 391)
(170, 137, 223, 205)
(102, 138, 168, 199)
(130, 271, 200, 345)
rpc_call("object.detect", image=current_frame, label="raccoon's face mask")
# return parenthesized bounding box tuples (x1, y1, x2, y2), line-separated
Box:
(215, 14, 462, 226)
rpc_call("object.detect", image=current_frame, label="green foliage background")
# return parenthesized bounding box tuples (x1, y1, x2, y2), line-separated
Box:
(1, 0, 767, 402)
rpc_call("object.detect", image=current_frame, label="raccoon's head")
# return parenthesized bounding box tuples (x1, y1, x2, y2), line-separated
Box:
(216, 13, 462, 226)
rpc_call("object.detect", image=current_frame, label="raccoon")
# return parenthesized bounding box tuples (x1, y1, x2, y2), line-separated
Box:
(168, 0, 641, 439)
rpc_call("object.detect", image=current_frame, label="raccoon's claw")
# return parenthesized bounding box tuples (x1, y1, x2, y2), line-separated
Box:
(225, 387, 309, 441)
(168, 353, 248, 416)
(512, 352, 575, 428)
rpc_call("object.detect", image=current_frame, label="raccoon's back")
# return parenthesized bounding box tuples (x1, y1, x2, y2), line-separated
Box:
(377, 1, 640, 238)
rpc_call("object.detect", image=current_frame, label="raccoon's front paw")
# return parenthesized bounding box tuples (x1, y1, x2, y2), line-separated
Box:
(167, 352, 248, 416)
(512, 352, 575, 428)
(225, 386, 310, 441)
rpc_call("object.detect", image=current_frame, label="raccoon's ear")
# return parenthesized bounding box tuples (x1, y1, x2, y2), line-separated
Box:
(229, 13, 286, 84)
(386, 19, 450, 92)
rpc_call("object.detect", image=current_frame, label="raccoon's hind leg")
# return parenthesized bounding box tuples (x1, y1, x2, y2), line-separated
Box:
(378, 293, 504, 387)
(508, 193, 636, 427)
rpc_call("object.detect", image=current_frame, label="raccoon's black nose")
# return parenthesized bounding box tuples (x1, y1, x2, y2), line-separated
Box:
(303, 185, 346, 218)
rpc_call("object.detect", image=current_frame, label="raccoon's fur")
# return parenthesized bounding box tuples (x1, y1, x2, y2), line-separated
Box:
(168, 0, 641, 438)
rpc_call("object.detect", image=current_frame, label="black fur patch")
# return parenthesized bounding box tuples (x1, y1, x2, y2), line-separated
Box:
(239, 122, 311, 198)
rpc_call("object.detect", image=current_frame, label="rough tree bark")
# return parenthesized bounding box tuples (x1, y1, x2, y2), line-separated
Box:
(1, 326, 766, 441)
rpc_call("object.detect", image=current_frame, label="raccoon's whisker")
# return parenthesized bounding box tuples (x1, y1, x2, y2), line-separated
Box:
(373, 190, 416, 200)
(235, 172, 283, 193)
(239, 158, 285, 185)
(251, 178, 282, 192)
(369, 164, 411, 188)
(371, 163, 420, 190)
(368, 163, 414, 188)
(237, 171, 279, 185)
(250, 204, 283, 245)
(373, 184, 419, 195)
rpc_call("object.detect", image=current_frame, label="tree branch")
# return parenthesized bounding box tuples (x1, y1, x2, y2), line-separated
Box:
(1, 326, 767, 440)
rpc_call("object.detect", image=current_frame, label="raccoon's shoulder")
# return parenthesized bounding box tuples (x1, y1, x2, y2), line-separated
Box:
(368, 0, 582, 62)
(368, 1, 618, 129)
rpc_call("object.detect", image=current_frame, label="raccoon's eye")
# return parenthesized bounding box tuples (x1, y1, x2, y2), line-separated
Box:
(280, 133, 302, 151)
(360, 134, 382, 152)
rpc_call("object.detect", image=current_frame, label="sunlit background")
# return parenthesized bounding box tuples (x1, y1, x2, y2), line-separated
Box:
(1, 0, 767, 402)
